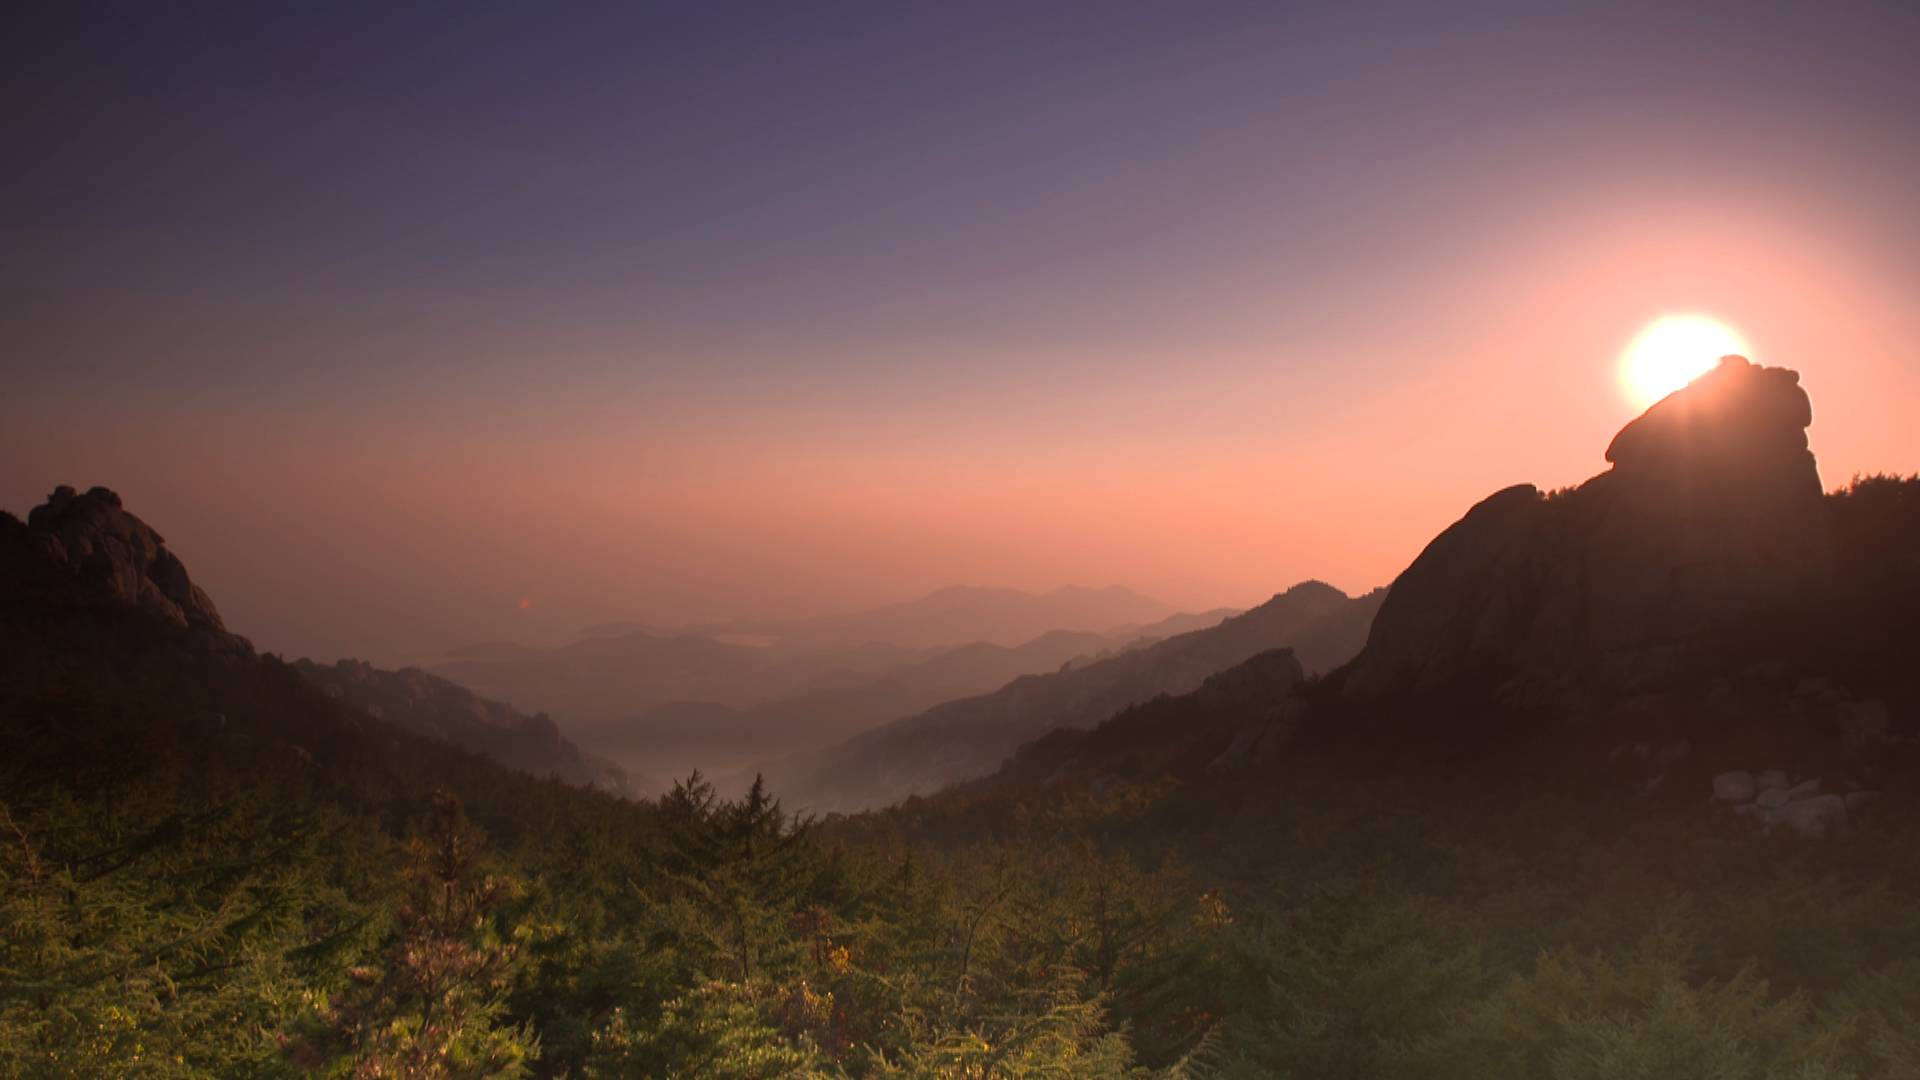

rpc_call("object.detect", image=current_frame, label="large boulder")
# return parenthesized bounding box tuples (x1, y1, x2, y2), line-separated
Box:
(23, 485, 250, 654)
(1772, 793, 1848, 837)
(1712, 770, 1757, 803)
(1347, 357, 1829, 699)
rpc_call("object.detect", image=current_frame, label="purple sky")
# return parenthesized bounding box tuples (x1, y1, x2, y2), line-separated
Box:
(5, 2, 1918, 664)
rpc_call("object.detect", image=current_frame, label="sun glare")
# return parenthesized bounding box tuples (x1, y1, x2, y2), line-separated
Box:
(1619, 315, 1749, 410)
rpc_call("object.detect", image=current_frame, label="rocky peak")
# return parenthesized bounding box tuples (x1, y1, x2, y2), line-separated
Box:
(1347, 356, 1831, 701)
(1604, 355, 1822, 503)
(24, 485, 249, 654)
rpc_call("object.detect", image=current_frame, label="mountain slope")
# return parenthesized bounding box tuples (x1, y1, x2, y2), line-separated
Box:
(589, 627, 1119, 788)
(293, 659, 629, 793)
(2, 486, 626, 797)
(763, 581, 1384, 810)
(1347, 355, 1834, 703)
(975, 357, 1920, 812)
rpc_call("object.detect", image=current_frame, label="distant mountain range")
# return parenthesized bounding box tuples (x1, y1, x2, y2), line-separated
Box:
(584, 628, 1112, 781)
(758, 580, 1386, 811)
(425, 587, 1244, 786)
(675, 584, 1181, 652)
(431, 585, 1187, 720)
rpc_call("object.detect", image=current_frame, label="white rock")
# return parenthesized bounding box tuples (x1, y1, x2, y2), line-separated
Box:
(1774, 794, 1847, 837)
(1785, 778, 1824, 801)
(1757, 787, 1790, 809)
(1712, 770, 1757, 802)
(1756, 769, 1789, 791)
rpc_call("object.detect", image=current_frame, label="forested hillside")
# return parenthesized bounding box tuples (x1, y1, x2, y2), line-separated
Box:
(12, 487, 1920, 1078)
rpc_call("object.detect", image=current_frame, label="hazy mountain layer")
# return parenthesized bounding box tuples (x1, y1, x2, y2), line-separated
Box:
(430, 585, 1184, 728)
(586, 627, 1128, 788)
(676, 584, 1178, 651)
(763, 581, 1384, 810)
(293, 659, 629, 794)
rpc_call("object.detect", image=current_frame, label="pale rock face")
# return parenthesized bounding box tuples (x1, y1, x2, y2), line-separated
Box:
(1772, 794, 1848, 837)
(1347, 357, 1829, 699)
(1713, 770, 1757, 803)
(1756, 769, 1790, 791)
(1756, 787, 1790, 809)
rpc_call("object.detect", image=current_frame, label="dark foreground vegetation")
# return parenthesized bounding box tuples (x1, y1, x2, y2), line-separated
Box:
(6, 477, 1920, 1078)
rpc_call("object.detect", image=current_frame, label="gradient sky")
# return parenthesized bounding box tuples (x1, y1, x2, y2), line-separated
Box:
(5, 2, 1918, 665)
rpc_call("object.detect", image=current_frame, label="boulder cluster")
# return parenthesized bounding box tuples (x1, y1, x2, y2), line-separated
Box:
(24, 485, 250, 654)
(1347, 356, 1831, 700)
(1711, 768, 1876, 837)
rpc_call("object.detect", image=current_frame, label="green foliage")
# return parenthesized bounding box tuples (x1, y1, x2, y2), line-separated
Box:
(0, 793, 366, 1078)
(645, 774, 822, 985)
(867, 972, 1139, 1079)
(296, 790, 536, 1078)
(1429, 926, 1854, 1080)
(1190, 896, 1486, 1079)
(585, 982, 824, 1079)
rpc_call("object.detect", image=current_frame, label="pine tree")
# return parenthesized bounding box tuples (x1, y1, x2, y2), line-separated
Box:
(307, 790, 536, 1079)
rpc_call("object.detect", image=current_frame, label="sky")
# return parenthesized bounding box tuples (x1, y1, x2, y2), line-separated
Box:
(5, 1, 1919, 666)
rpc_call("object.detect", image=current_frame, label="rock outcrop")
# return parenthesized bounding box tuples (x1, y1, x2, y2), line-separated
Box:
(1347, 357, 1830, 699)
(1714, 768, 1873, 837)
(23, 485, 250, 654)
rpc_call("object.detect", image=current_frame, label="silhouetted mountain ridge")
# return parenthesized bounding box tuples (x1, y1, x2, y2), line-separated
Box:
(1347, 355, 1835, 703)
(20, 485, 250, 656)
(292, 659, 629, 794)
(679, 584, 1177, 652)
(763, 580, 1384, 810)
(1, 487, 626, 795)
(586, 627, 1124, 785)
(974, 356, 1920, 807)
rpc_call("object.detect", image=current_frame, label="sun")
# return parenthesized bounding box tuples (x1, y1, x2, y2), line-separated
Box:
(1618, 315, 1749, 409)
